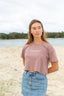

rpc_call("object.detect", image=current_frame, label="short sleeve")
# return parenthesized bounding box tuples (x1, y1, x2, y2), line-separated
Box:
(21, 44, 29, 59)
(48, 44, 58, 62)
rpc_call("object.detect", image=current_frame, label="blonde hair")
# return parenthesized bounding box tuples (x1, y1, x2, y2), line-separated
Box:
(26, 19, 49, 45)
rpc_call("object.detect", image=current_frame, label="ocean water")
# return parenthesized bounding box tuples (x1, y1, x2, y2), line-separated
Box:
(0, 38, 64, 47)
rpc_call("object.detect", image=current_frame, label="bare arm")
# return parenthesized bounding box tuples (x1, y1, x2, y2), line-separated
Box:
(48, 61, 59, 74)
(22, 58, 25, 66)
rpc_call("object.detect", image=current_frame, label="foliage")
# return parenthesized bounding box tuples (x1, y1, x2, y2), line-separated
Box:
(0, 31, 64, 39)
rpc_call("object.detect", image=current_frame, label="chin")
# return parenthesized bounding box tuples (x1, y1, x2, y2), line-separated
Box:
(35, 35, 41, 38)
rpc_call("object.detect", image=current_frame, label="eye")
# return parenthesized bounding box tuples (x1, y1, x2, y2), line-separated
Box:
(38, 26, 41, 29)
(33, 27, 36, 30)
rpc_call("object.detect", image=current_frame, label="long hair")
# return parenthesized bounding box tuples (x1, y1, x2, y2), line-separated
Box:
(26, 19, 49, 45)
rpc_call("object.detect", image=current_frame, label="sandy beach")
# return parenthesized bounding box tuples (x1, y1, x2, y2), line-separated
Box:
(0, 46, 64, 96)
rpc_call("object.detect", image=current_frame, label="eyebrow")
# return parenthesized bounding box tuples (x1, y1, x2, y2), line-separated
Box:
(32, 26, 41, 28)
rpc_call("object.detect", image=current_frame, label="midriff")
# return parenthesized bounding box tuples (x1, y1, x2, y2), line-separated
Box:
(28, 70, 38, 72)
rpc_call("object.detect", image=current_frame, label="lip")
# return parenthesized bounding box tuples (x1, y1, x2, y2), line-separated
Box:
(36, 33, 40, 35)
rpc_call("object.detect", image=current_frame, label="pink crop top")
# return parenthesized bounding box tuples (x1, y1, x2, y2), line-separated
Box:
(21, 41, 58, 75)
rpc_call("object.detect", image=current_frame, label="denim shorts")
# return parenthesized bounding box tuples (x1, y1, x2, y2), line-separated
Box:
(21, 70, 48, 96)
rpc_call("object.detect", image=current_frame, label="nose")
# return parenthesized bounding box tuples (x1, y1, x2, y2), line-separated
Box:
(36, 28, 40, 31)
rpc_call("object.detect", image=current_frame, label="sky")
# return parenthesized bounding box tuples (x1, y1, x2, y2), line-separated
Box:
(0, 0, 64, 34)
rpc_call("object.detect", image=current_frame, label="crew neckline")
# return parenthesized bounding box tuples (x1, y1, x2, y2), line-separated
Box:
(32, 41, 45, 45)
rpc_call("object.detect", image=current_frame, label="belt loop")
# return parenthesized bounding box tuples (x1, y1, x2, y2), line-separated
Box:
(26, 70, 28, 74)
(35, 72, 36, 76)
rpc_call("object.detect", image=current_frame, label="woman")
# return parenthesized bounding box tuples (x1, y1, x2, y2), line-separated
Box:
(21, 19, 59, 96)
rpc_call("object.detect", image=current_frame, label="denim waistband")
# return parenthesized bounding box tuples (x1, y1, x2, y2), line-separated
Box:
(24, 70, 41, 77)
(24, 70, 37, 74)
(23, 70, 47, 80)
(24, 70, 46, 76)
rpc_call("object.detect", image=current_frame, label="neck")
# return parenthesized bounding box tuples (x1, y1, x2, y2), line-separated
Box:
(33, 37, 43, 44)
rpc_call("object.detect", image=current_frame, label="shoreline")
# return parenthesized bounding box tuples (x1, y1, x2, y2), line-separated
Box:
(0, 38, 64, 40)
(0, 45, 64, 48)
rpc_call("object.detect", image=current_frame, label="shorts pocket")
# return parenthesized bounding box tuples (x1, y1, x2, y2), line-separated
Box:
(35, 73, 46, 80)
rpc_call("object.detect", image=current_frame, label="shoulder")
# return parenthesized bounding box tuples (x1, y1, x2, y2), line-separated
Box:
(22, 44, 29, 50)
(43, 42, 55, 52)
(22, 43, 31, 51)
(46, 42, 56, 53)
(45, 42, 54, 48)
(23, 44, 29, 48)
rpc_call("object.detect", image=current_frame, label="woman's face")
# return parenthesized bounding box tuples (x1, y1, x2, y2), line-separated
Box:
(31, 22, 43, 38)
